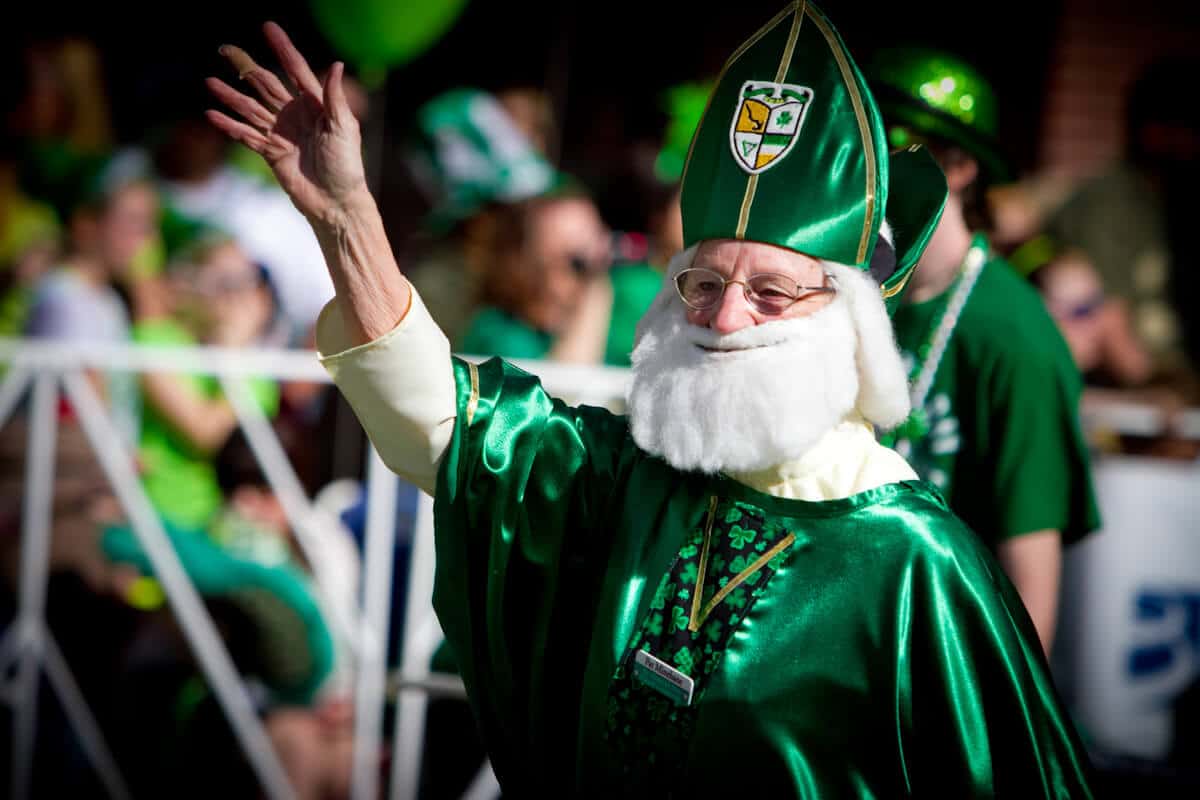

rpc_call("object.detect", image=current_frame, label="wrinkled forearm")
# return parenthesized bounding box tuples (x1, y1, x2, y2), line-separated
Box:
(311, 188, 412, 346)
(317, 288, 457, 495)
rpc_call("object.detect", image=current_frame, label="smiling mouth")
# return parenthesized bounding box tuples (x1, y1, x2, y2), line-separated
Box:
(696, 343, 769, 354)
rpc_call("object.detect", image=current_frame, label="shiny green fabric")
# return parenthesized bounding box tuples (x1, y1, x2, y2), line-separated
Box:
(432, 357, 1095, 797)
(679, 1, 946, 307)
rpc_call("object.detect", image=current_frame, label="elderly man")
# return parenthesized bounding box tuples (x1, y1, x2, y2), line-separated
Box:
(209, 3, 1094, 795)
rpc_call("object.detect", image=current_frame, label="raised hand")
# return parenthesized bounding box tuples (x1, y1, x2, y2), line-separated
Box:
(207, 22, 366, 225)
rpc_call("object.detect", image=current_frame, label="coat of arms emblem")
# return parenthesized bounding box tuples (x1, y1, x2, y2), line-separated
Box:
(729, 81, 814, 174)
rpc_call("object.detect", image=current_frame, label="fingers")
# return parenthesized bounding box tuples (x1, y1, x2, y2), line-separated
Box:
(323, 61, 348, 126)
(206, 109, 271, 152)
(218, 44, 292, 112)
(263, 21, 324, 101)
(206, 77, 276, 132)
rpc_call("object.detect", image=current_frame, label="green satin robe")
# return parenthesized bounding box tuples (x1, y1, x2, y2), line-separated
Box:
(432, 357, 1094, 797)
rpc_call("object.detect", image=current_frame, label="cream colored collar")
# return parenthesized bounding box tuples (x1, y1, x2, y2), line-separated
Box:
(725, 415, 917, 501)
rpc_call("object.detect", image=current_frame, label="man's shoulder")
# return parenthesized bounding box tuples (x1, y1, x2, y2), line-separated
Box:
(864, 482, 1002, 574)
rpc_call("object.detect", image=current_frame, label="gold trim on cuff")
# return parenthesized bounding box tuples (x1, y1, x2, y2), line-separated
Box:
(466, 362, 480, 425)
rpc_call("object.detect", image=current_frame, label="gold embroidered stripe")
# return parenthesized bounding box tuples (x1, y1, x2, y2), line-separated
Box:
(881, 265, 913, 299)
(807, 6, 876, 263)
(734, 176, 759, 239)
(689, 495, 720, 632)
(466, 361, 480, 425)
(735, 1, 806, 239)
(692, 532, 798, 633)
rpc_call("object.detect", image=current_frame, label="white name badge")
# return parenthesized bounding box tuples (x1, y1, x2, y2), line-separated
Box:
(633, 648, 695, 706)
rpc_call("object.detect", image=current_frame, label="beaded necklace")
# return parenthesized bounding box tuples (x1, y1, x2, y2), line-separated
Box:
(881, 238, 987, 448)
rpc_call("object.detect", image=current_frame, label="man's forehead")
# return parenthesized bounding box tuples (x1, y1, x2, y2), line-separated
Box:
(692, 238, 820, 275)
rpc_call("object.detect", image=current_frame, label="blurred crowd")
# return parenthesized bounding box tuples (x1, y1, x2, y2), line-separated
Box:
(0, 23, 1197, 800)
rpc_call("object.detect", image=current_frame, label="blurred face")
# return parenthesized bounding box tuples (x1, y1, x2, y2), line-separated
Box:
(177, 241, 271, 342)
(518, 196, 610, 333)
(1039, 255, 1106, 371)
(98, 183, 159, 276)
(682, 239, 833, 336)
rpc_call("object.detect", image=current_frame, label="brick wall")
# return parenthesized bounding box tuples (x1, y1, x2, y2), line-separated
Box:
(1038, 0, 1200, 178)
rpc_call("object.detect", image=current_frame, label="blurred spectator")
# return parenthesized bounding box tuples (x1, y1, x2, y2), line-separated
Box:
(995, 55, 1200, 386)
(26, 172, 163, 443)
(133, 232, 282, 532)
(457, 186, 613, 363)
(403, 87, 563, 347)
(870, 48, 1100, 654)
(0, 167, 159, 615)
(1019, 237, 1154, 387)
(106, 83, 334, 345)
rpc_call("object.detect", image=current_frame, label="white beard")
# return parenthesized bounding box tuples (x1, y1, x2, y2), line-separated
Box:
(627, 289, 861, 474)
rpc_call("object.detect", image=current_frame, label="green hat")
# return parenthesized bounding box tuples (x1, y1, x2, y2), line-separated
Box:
(868, 47, 1008, 181)
(407, 88, 564, 229)
(680, 1, 947, 311)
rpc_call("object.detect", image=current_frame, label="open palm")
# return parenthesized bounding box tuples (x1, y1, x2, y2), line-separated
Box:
(207, 22, 365, 223)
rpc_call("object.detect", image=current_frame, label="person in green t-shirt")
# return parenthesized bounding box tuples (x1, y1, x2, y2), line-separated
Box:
(135, 233, 280, 531)
(870, 49, 1100, 653)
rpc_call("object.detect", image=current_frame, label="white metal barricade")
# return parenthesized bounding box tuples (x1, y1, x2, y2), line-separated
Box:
(0, 337, 628, 800)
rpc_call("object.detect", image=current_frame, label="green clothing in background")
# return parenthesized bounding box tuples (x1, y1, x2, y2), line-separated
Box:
(133, 318, 279, 531)
(604, 261, 663, 367)
(430, 356, 1094, 796)
(458, 264, 663, 367)
(890, 237, 1100, 548)
(457, 307, 551, 360)
(0, 192, 60, 338)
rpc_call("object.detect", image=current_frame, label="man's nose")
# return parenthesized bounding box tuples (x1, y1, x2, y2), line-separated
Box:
(707, 282, 757, 334)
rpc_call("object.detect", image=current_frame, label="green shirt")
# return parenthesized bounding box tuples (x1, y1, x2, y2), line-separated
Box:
(890, 236, 1100, 547)
(431, 356, 1094, 796)
(134, 318, 279, 530)
(457, 307, 551, 360)
(604, 261, 663, 367)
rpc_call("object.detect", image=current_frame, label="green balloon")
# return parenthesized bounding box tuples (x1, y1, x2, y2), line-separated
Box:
(310, 0, 469, 73)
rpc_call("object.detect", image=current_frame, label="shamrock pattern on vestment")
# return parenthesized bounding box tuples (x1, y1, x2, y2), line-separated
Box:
(603, 498, 797, 788)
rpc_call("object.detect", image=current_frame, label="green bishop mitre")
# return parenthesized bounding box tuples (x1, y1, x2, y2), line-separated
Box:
(680, 1, 947, 311)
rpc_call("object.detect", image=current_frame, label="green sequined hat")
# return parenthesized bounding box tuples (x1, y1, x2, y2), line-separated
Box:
(868, 47, 1009, 181)
(680, 1, 948, 312)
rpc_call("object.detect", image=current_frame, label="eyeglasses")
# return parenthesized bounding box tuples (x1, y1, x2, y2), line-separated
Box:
(1052, 291, 1106, 322)
(674, 267, 835, 315)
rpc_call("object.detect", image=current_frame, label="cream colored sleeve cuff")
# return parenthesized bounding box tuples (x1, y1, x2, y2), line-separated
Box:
(316, 288, 457, 495)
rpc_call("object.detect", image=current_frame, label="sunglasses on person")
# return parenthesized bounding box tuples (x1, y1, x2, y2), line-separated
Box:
(674, 267, 836, 315)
